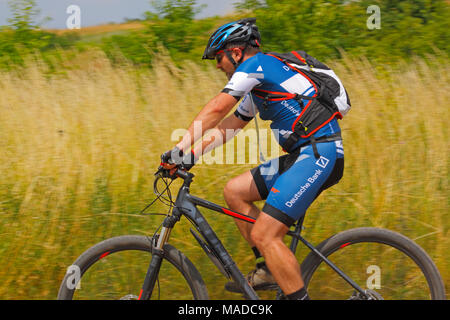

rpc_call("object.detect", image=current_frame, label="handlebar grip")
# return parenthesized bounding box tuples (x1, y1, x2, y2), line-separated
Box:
(156, 166, 193, 180)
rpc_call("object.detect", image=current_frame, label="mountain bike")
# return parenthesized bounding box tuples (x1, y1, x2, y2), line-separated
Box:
(57, 167, 446, 300)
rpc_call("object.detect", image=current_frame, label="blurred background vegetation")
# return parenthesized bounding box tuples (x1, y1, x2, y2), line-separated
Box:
(0, 0, 448, 299)
(0, 0, 449, 70)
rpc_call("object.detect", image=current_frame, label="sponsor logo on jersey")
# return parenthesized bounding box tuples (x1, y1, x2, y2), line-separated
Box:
(315, 156, 329, 168)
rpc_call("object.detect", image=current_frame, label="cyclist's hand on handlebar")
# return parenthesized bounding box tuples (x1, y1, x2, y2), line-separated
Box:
(157, 165, 177, 179)
(160, 147, 197, 177)
(160, 147, 179, 177)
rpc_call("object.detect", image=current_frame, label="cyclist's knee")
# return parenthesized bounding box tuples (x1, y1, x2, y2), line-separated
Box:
(223, 179, 239, 204)
(223, 172, 258, 204)
(250, 226, 266, 249)
(251, 212, 287, 249)
(251, 227, 281, 254)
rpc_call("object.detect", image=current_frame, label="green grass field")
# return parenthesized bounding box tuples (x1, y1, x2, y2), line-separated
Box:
(0, 50, 448, 299)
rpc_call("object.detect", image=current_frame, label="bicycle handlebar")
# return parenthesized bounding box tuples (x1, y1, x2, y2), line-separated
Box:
(156, 166, 194, 181)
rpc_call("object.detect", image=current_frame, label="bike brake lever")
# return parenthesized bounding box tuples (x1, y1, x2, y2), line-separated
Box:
(156, 165, 179, 180)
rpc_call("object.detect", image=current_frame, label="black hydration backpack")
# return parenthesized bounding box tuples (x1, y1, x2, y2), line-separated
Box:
(252, 50, 351, 156)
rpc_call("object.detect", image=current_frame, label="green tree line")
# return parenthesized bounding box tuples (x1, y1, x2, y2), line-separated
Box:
(0, 0, 449, 70)
(248, 0, 449, 60)
(0, 0, 79, 67)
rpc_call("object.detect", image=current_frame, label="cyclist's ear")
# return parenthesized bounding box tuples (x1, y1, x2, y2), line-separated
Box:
(231, 47, 243, 61)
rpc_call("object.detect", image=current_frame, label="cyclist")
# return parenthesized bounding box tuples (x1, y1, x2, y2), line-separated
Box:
(161, 18, 346, 300)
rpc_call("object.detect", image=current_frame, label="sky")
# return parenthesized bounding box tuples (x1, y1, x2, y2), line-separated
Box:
(0, 0, 242, 29)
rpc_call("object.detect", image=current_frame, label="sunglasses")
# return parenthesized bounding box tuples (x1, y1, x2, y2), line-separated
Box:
(215, 50, 226, 63)
(214, 47, 244, 63)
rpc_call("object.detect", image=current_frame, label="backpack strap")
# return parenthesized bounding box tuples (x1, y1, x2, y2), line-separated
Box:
(251, 89, 315, 110)
(290, 51, 308, 65)
(283, 132, 342, 159)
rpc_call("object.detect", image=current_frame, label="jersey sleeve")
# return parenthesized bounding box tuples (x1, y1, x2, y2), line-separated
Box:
(222, 71, 262, 100)
(234, 94, 258, 122)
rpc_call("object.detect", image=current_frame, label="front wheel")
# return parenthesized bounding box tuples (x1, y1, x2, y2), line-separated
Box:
(300, 228, 446, 300)
(57, 235, 209, 300)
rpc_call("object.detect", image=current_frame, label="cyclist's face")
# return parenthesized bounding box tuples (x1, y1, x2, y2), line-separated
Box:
(215, 48, 243, 79)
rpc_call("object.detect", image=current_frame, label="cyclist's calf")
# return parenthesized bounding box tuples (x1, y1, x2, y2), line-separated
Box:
(250, 212, 305, 295)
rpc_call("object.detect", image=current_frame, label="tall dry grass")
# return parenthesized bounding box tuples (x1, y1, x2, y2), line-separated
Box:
(0, 50, 448, 299)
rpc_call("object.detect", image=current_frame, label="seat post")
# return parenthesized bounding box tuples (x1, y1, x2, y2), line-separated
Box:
(289, 215, 305, 254)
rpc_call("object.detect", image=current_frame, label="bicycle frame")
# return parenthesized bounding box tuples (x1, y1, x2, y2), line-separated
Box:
(138, 170, 367, 300)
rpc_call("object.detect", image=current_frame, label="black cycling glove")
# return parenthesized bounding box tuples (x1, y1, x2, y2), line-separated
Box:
(161, 147, 197, 171)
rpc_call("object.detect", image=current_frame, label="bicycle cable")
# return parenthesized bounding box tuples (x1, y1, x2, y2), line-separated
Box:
(140, 170, 177, 300)
(140, 172, 176, 216)
(139, 170, 180, 256)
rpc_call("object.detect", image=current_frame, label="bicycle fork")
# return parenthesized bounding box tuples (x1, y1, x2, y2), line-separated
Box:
(138, 216, 176, 300)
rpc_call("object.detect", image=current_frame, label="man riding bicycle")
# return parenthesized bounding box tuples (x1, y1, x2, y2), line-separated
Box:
(160, 18, 347, 300)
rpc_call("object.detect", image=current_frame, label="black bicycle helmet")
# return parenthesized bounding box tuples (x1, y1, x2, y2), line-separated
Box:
(202, 18, 261, 60)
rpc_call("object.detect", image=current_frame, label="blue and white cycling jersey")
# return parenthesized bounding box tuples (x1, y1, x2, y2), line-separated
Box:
(222, 52, 343, 154)
(222, 52, 346, 226)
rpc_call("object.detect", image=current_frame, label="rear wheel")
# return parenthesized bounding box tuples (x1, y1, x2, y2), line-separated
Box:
(57, 235, 209, 300)
(300, 228, 446, 300)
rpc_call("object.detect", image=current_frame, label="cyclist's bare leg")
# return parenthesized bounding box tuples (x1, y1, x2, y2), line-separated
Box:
(223, 170, 262, 246)
(251, 211, 304, 295)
